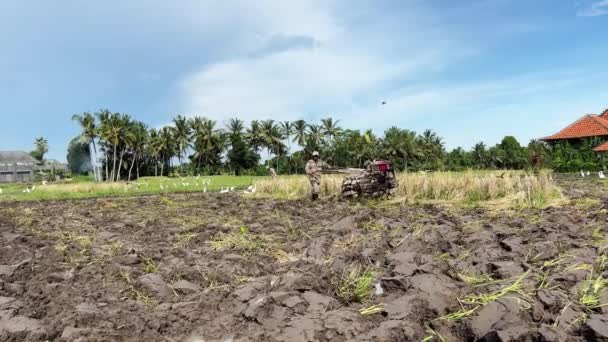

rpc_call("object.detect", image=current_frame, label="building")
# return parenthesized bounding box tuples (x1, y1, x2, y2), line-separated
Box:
(542, 108, 608, 151)
(40, 159, 68, 174)
(0, 151, 40, 183)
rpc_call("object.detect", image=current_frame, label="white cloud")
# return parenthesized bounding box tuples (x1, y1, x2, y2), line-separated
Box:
(175, 1, 472, 128)
(170, 0, 607, 150)
(577, 0, 608, 16)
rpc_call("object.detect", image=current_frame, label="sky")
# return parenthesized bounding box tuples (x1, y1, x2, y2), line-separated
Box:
(1, 0, 608, 161)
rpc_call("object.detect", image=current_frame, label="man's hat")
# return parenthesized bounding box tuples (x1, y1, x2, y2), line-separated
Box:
(312, 151, 320, 157)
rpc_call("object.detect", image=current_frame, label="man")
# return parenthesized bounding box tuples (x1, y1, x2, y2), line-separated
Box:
(305, 151, 328, 200)
(268, 167, 277, 180)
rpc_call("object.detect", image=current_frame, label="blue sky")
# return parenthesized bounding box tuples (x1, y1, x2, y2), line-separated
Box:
(1, 0, 608, 161)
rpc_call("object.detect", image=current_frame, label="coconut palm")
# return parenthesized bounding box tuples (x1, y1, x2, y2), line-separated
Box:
(71, 112, 101, 181)
(191, 117, 223, 171)
(126, 121, 148, 181)
(227, 118, 245, 136)
(306, 124, 323, 150)
(321, 117, 341, 143)
(472, 142, 488, 169)
(97, 112, 126, 182)
(159, 126, 175, 176)
(147, 128, 162, 176)
(321, 117, 341, 164)
(261, 119, 284, 163)
(172, 115, 192, 172)
(292, 120, 307, 148)
(279, 121, 293, 173)
(246, 120, 264, 153)
(115, 114, 133, 181)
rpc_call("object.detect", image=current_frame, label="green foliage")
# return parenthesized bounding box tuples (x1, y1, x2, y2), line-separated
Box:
(227, 133, 259, 175)
(67, 137, 93, 175)
(30, 137, 49, 162)
(551, 138, 607, 172)
(69, 109, 608, 177)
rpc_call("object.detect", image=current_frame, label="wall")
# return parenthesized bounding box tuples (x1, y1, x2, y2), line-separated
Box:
(0, 164, 35, 183)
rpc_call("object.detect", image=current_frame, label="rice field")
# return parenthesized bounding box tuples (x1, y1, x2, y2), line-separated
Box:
(0, 175, 262, 201)
(254, 170, 561, 207)
(0, 170, 561, 207)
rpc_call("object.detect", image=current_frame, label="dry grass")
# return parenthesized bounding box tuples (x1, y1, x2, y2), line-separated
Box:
(254, 171, 561, 207)
(334, 263, 377, 303)
(208, 227, 273, 255)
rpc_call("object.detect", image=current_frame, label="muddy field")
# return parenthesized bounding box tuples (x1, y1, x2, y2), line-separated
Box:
(2, 176, 608, 341)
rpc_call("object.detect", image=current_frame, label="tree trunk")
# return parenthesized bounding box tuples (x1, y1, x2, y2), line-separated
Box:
(91, 139, 100, 182)
(128, 152, 137, 182)
(111, 143, 118, 182)
(155, 161, 158, 177)
(88, 143, 98, 182)
(160, 156, 165, 177)
(117, 149, 126, 181)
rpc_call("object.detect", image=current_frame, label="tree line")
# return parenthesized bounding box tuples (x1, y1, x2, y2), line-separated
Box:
(69, 109, 595, 181)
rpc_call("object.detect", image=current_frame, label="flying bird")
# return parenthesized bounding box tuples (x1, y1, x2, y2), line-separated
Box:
(381, 101, 387, 105)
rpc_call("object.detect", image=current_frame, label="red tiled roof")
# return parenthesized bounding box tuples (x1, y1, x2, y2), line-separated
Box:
(594, 141, 608, 152)
(542, 114, 608, 140)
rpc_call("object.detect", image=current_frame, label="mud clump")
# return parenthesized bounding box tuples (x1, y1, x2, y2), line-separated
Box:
(0, 178, 606, 341)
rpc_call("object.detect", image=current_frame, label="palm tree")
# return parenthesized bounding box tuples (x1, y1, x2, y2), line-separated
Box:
(472, 142, 487, 169)
(159, 126, 175, 176)
(127, 121, 148, 181)
(292, 120, 307, 148)
(279, 121, 292, 173)
(172, 115, 192, 172)
(115, 114, 132, 181)
(419, 129, 444, 169)
(261, 119, 283, 164)
(227, 118, 245, 136)
(95, 109, 112, 181)
(401, 130, 420, 172)
(306, 124, 323, 150)
(321, 117, 341, 142)
(148, 128, 162, 176)
(191, 117, 222, 171)
(72, 112, 100, 181)
(321, 117, 341, 164)
(97, 112, 125, 182)
(246, 120, 264, 153)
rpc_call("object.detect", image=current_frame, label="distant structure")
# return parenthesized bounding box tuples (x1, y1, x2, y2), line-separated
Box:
(0, 151, 39, 183)
(40, 159, 68, 174)
(542, 108, 608, 152)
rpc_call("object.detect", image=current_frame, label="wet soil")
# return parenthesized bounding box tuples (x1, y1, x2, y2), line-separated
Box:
(2, 177, 608, 341)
